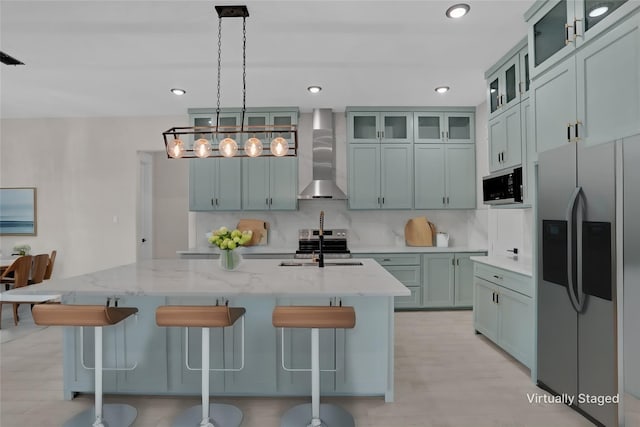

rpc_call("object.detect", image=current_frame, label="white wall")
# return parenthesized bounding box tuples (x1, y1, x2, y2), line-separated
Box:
(152, 152, 189, 258)
(0, 116, 187, 277)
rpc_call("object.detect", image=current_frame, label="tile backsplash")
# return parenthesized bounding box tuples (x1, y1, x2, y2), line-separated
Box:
(191, 200, 488, 250)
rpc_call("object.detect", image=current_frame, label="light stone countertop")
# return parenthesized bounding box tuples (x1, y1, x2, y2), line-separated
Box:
(178, 246, 488, 256)
(470, 255, 533, 277)
(6, 258, 410, 298)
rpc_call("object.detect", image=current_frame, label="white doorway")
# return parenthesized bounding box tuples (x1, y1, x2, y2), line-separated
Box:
(137, 152, 153, 260)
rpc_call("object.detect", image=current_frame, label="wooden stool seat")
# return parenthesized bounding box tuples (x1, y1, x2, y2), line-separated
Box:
(156, 305, 245, 328)
(272, 306, 356, 329)
(33, 304, 138, 327)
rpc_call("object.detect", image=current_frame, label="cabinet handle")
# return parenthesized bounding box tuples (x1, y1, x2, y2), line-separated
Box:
(446, 196, 449, 204)
(382, 258, 391, 262)
(441, 131, 445, 140)
(269, 198, 273, 206)
(496, 293, 500, 304)
(567, 123, 572, 143)
(442, 196, 446, 204)
(378, 197, 381, 205)
(456, 259, 460, 266)
(519, 81, 523, 94)
(215, 198, 219, 206)
(492, 292, 495, 303)
(382, 197, 385, 204)
(574, 121, 581, 141)
(565, 23, 574, 45)
(266, 198, 269, 206)
(445, 131, 449, 140)
(211, 198, 214, 206)
(493, 274, 501, 280)
(452, 258, 455, 266)
(573, 18, 582, 41)
(381, 131, 384, 139)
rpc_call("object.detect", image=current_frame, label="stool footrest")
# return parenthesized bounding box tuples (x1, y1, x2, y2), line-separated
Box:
(281, 403, 354, 427)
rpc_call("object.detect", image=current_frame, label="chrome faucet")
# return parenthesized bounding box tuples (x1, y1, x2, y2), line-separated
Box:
(318, 211, 325, 268)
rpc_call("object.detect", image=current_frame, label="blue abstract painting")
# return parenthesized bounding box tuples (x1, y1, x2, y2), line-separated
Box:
(0, 188, 37, 235)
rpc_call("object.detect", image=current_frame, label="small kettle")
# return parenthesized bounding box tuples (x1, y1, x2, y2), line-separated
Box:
(436, 232, 450, 247)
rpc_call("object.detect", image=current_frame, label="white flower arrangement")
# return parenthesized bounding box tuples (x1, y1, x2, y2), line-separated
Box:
(12, 244, 31, 256)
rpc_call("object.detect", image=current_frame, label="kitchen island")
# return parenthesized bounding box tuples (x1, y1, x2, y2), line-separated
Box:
(7, 258, 409, 401)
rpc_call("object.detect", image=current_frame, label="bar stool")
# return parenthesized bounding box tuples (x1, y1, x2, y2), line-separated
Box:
(272, 305, 356, 427)
(32, 303, 139, 427)
(156, 304, 246, 427)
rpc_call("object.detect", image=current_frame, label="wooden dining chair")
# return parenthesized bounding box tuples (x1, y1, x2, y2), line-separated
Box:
(28, 254, 49, 285)
(44, 250, 57, 280)
(0, 255, 33, 326)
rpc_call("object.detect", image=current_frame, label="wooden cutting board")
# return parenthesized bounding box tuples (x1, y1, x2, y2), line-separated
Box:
(404, 217, 436, 247)
(237, 219, 268, 246)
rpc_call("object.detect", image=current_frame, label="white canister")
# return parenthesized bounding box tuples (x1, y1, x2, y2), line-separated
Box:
(436, 232, 450, 247)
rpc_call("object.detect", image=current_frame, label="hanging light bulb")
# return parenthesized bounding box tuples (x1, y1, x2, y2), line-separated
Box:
(270, 136, 289, 157)
(167, 138, 186, 158)
(219, 137, 238, 157)
(194, 138, 212, 158)
(244, 136, 263, 157)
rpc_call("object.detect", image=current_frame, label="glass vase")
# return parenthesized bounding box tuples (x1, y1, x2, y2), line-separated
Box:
(219, 249, 241, 271)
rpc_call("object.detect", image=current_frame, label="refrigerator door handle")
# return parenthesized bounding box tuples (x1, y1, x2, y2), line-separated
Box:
(565, 186, 585, 313)
(575, 191, 586, 311)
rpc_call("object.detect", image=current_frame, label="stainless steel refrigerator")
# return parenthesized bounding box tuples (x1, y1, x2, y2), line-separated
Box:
(538, 141, 617, 427)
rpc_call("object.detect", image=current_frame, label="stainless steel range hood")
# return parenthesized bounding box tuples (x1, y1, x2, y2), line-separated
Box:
(298, 109, 348, 200)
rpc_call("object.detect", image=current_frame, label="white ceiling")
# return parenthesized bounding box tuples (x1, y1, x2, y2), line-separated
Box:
(0, 0, 534, 118)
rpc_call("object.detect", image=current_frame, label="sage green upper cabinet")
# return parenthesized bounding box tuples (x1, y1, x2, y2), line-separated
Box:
(575, 14, 640, 146)
(244, 111, 298, 149)
(190, 158, 242, 211)
(348, 144, 413, 209)
(414, 112, 474, 144)
(241, 157, 298, 210)
(526, 0, 638, 77)
(488, 104, 522, 172)
(414, 144, 476, 209)
(347, 112, 413, 143)
(486, 40, 529, 120)
(532, 12, 640, 154)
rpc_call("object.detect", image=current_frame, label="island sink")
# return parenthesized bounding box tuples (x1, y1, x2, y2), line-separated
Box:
(279, 261, 363, 267)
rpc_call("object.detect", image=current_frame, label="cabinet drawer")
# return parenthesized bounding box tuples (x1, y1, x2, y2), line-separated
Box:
(385, 265, 421, 287)
(474, 263, 532, 297)
(394, 286, 422, 309)
(355, 253, 421, 266)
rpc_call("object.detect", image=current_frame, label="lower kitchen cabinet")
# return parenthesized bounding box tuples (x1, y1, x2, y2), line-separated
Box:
(473, 262, 533, 368)
(354, 252, 484, 310)
(423, 252, 485, 308)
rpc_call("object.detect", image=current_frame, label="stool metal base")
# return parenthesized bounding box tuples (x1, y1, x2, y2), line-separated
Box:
(63, 403, 137, 427)
(281, 403, 355, 427)
(171, 403, 243, 427)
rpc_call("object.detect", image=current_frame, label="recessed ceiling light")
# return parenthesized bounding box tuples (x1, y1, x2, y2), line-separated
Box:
(435, 86, 450, 94)
(307, 86, 322, 94)
(589, 6, 609, 17)
(446, 3, 470, 19)
(170, 88, 186, 96)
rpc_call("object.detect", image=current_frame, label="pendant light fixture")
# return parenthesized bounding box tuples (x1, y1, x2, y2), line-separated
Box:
(163, 5, 298, 159)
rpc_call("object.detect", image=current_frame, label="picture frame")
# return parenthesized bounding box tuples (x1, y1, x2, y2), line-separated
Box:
(0, 187, 37, 236)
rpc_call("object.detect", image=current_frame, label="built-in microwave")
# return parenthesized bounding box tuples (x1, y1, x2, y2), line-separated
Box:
(482, 167, 523, 205)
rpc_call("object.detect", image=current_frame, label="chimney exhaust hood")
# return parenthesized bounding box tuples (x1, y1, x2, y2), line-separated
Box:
(298, 109, 348, 200)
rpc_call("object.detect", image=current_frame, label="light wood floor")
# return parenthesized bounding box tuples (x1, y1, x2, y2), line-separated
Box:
(0, 308, 599, 426)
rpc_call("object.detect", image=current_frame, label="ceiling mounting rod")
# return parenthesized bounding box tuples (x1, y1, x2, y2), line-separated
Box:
(215, 5, 249, 18)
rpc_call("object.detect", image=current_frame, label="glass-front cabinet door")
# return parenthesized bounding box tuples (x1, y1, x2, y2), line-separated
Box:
(576, 0, 633, 46)
(347, 112, 380, 143)
(519, 47, 530, 100)
(445, 113, 474, 144)
(270, 112, 297, 149)
(489, 75, 500, 116)
(413, 113, 444, 143)
(528, 0, 573, 77)
(347, 111, 412, 143)
(380, 112, 412, 143)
